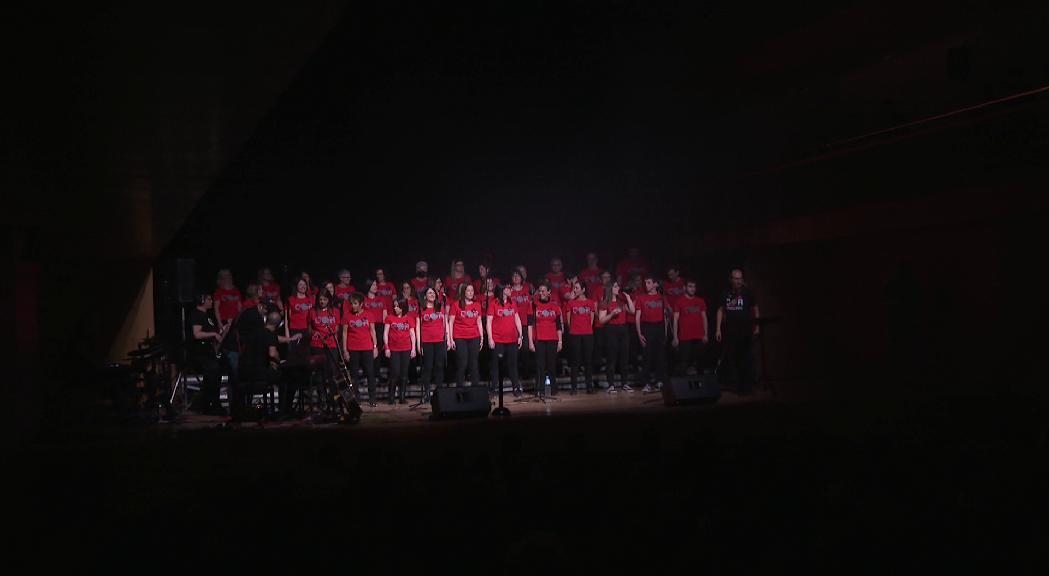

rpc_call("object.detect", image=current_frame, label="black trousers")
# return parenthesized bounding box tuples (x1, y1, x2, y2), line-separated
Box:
(191, 352, 222, 411)
(639, 322, 668, 386)
(490, 342, 521, 391)
(388, 350, 411, 401)
(724, 333, 755, 394)
(534, 340, 559, 396)
(348, 350, 377, 402)
(277, 365, 308, 416)
(592, 328, 606, 374)
(604, 324, 630, 388)
(454, 337, 481, 387)
(675, 339, 706, 376)
(568, 333, 594, 391)
(311, 346, 338, 408)
(373, 323, 387, 380)
(419, 341, 447, 390)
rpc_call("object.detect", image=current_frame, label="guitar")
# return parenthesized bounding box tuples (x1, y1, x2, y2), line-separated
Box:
(213, 320, 232, 359)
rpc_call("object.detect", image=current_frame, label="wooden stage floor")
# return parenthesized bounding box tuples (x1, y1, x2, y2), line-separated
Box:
(167, 386, 774, 430)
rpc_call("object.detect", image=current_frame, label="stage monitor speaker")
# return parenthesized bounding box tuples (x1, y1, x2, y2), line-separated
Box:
(430, 387, 491, 420)
(662, 374, 720, 406)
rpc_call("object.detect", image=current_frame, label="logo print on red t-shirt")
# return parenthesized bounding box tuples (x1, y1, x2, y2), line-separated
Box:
(390, 321, 410, 331)
(537, 309, 557, 319)
(573, 305, 592, 315)
(645, 300, 663, 309)
(295, 302, 311, 312)
(347, 319, 369, 328)
(423, 312, 443, 322)
(496, 308, 515, 318)
(461, 309, 479, 319)
(365, 301, 383, 309)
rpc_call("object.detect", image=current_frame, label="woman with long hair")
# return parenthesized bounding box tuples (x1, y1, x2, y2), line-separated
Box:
(565, 280, 597, 394)
(309, 290, 342, 405)
(444, 258, 472, 302)
(528, 282, 563, 397)
(432, 276, 448, 308)
(286, 278, 313, 344)
(509, 268, 535, 385)
(447, 283, 484, 388)
(417, 286, 447, 399)
(384, 297, 417, 405)
(599, 280, 635, 393)
(213, 268, 241, 326)
(400, 281, 420, 317)
(487, 284, 523, 396)
(362, 279, 389, 379)
(341, 292, 379, 406)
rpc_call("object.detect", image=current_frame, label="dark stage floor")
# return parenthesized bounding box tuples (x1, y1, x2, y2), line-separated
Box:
(9, 386, 1047, 571)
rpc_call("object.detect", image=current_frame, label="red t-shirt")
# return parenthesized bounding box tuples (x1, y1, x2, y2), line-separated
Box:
(544, 272, 572, 302)
(362, 295, 387, 324)
(472, 276, 501, 298)
(510, 285, 533, 320)
(544, 272, 566, 293)
(634, 293, 667, 324)
(340, 309, 374, 351)
(675, 296, 708, 341)
(531, 300, 562, 341)
(213, 287, 242, 322)
(616, 259, 649, 283)
(487, 299, 520, 344)
(577, 268, 604, 294)
(404, 297, 420, 318)
(384, 314, 414, 352)
(444, 275, 472, 299)
(259, 282, 281, 304)
(449, 300, 483, 340)
(309, 307, 341, 349)
(566, 298, 597, 335)
(241, 298, 258, 313)
(418, 306, 446, 343)
(334, 283, 356, 306)
(374, 281, 396, 305)
(663, 279, 686, 308)
(410, 277, 430, 295)
(287, 295, 313, 330)
(600, 298, 629, 326)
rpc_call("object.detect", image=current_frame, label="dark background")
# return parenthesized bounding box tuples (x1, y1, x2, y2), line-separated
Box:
(4, 1, 1049, 568)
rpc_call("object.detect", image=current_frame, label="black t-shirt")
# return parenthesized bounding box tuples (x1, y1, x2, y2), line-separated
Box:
(241, 327, 279, 381)
(720, 288, 756, 335)
(189, 307, 217, 353)
(237, 308, 266, 362)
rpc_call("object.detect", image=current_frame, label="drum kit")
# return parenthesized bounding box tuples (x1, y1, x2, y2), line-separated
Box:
(107, 332, 182, 423)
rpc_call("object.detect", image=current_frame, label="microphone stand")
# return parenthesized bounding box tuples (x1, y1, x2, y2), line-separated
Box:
(313, 320, 363, 424)
(491, 347, 511, 417)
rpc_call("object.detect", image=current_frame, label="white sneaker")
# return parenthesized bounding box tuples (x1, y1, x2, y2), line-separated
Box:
(621, 384, 633, 392)
(641, 384, 654, 393)
(607, 386, 616, 394)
